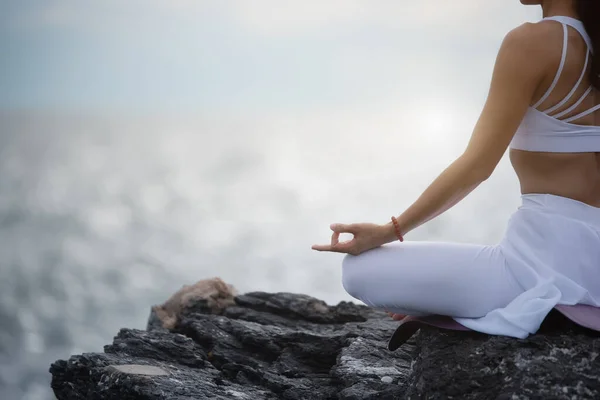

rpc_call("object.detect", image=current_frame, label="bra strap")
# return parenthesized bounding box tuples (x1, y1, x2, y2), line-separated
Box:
(553, 86, 593, 119)
(563, 103, 600, 123)
(544, 50, 590, 115)
(533, 23, 569, 109)
(543, 16, 594, 54)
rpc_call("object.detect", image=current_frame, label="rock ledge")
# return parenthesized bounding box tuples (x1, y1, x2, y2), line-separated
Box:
(50, 278, 600, 399)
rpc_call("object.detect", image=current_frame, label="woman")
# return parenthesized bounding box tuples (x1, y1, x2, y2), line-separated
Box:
(312, 0, 600, 348)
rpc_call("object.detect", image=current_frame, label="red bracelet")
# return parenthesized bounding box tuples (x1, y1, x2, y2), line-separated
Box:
(391, 216, 404, 242)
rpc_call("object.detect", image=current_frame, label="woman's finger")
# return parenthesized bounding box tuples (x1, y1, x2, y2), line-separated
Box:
(331, 231, 340, 246)
(312, 242, 346, 252)
(311, 244, 349, 253)
(312, 236, 357, 253)
(333, 238, 357, 253)
(330, 223, 358, 234)
(311, 243, 333, 251)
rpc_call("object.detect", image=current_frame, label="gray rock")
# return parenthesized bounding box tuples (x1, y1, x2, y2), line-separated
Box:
(105, 364, 169, 376)
(49, 281, 600, 399)
(405, 317, 600, 399)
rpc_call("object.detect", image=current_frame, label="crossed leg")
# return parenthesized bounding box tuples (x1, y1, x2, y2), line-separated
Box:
(341, 241, 523, 318)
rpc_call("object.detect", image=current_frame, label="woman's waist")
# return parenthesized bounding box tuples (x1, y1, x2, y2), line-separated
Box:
(516, 193, 600, 230)
(510, 149, 600, 204)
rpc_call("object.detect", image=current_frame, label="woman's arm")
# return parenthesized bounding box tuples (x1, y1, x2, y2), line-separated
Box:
(382, 23, 547, 242)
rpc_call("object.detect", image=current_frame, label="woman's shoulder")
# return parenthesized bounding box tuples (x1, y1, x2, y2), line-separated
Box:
(499, 21, 563, 64)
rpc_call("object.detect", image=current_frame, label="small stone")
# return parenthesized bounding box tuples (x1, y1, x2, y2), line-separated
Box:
(381, 376, 393, 384)
(106, 365, 168, 377)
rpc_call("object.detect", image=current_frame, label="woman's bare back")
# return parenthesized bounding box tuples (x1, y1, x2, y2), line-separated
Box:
(509, 19, 600, 206)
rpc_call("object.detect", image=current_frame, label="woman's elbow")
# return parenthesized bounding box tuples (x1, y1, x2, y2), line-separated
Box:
(473, 163, 494, 181)
(459, 153, 496, 182)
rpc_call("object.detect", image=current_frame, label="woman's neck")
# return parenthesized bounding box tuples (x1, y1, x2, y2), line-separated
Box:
(542, 0, 579, 19)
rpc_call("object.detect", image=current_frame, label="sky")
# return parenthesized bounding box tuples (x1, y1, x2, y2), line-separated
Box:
(1, 0, 542, 115)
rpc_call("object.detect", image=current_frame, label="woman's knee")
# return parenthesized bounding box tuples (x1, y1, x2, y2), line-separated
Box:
(341, 254, 367, 300)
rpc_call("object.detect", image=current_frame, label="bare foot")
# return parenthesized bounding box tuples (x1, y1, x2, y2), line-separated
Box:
(386, 311, 407, 321)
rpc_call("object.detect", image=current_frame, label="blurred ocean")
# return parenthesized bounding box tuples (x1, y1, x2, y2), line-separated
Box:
(0, 110, 521, 400)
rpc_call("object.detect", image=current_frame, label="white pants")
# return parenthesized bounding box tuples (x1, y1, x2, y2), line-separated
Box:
(341, 194, 600, 338)
(342, 241, 522, 318)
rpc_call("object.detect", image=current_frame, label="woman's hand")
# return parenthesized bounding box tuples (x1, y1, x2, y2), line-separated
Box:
(311, 222, 396, 256)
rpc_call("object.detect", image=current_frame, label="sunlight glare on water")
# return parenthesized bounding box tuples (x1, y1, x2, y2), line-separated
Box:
(0, 1, 541, 398)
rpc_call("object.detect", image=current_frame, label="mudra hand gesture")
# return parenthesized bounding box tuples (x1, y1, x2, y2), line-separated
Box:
(312, 221, 409, 319)
(311, 222, 397, 256)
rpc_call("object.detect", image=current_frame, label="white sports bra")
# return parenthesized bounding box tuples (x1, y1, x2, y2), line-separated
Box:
(509, 16, 600, 153)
